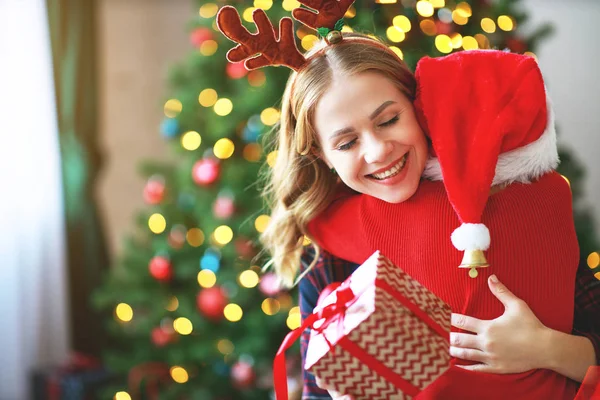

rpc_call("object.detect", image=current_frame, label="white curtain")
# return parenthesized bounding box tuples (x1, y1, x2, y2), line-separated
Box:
(0, 1, 70, 399)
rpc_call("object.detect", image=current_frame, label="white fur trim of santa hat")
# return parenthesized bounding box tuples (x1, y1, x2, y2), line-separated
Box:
(424, 94, 559, 186)
(451, 223, 491, 251)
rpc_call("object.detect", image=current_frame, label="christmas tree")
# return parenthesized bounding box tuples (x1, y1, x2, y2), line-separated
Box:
(94, 1, 599, 399)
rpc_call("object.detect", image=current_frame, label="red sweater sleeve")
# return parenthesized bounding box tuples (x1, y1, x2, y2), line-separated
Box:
(307, 194, 373, 264)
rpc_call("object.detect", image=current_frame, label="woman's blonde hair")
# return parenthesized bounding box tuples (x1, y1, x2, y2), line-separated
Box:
(260, 33, 416, 287)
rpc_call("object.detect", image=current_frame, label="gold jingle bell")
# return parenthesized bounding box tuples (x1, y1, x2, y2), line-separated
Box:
(459, 249, 489, 278)
(326, 30, 343, 44)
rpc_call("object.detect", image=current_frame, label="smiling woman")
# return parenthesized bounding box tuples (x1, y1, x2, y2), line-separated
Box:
(259, 34, 420, 287)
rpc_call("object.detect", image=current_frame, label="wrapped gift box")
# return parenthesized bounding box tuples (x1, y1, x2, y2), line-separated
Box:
(304, 251, 451, 400)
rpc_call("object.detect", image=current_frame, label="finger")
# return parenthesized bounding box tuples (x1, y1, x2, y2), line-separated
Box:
(450, 346, 488, 363)
(488, 275, 519, 309)
(451, 313, 484, 333)
(450, 332, 481, 350)
(456, 363, 496, 373)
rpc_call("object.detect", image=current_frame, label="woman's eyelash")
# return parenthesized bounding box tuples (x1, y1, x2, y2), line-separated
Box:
(338, 139, 357, 151)
(336, 115, 400, 151)
(379, 115, 399, 127)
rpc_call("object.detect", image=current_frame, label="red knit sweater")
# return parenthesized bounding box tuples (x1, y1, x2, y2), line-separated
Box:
(308, 171, 580, 399)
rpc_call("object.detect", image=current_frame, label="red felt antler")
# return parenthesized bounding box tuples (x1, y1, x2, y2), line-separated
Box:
(216, 6, 306, 71)
(292, 0, 354, 30)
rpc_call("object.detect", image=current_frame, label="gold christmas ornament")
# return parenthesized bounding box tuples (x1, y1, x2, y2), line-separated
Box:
(459, 249, 489, 278)
(326, 30, 343, 44)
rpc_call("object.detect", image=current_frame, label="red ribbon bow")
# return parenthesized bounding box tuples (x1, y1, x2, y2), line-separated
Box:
(274, 281, 357, 400)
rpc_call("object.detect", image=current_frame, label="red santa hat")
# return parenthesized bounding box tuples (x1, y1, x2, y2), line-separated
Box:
(415, 50, 558, 277)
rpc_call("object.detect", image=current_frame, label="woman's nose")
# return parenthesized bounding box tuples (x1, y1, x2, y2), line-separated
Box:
(363, 134, 392, 164)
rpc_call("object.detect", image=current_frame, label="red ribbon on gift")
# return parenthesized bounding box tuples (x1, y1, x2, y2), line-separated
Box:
(47, 352, 102, 400)
(273, 277, 449, 400)
(574, 366, 600, 400)
(128, 362, 171, 400)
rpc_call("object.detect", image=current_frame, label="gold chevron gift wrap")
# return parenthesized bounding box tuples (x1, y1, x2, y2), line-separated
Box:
(304, 251, 452, 400)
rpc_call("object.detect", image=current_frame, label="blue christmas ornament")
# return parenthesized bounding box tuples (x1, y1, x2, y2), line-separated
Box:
(242, 126, 259, 143)
(213, 361, 230, 376)
(247, 115, 263, 131)
(160, 118, 179, 138)
(200, 248, 221, 272)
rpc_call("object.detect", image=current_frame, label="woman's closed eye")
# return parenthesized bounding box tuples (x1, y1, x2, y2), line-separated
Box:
(335, 115, 400, 151)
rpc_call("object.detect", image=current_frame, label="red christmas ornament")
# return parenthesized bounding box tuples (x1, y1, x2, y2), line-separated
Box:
(231, 361, 255, 389)
(226, 62, 248, 79)
(435, 20, 453, 35)
(196, 286, 227, 321)
(190, 27, 214, 47)
(234, 237, 257, 260)
(151, 327, 175, 347)
(192, 158, 220, 186)
(506, 38, 527, 54)
(213, 197, 235, 219)
(143, 179, 166, 205)
(149, 256, 172, 282)
(259, 272, 282, 297)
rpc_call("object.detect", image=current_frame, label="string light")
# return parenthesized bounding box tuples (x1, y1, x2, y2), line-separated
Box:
(198, 270, 217, 288)
(386, 26, 405, 43)
(170, 366, 189, 384)
(450, 33, 463, 49)
(474, 34, 490, 49)
(243, 143, 262, 162)
(393, 15, 411, 32)
(239, 270, 260, 288)
(187, 228, 205, 247)
(341, 26, 354, 33)
(214, 225, 234, 245)
(262, 298, 281, 315)
(435, 34, 453, 54)
(389, 46, 404, 60)
(199, 3, 218, 19)
(115, 303, 133, 322)
(588, 252, 600, 269)
(420, 19, 437, 36)
(214, 98, 233, 116)
(344, 5, 357, 18)
(524, 51, 537, 60)
(462, 36, 478, 50)
(173, 317, 193, 335)
(164, 99, 182, 118)
(224, 303, 243, 322)
(200, 40, 218, 56)
(217, 339, 235, 355)
(452, 10, 468, 25)
(416, 1, 434, 17)
(301, 34, 319, 51)
(375, 0, 397, 3)
(242, 8, 255, 23)
(199, 89, 218, 107)
(481, 18, 496, 34)
(181, 131, 201, 151)
(260, 108, 280, 126)
(430, 0, 445, 7)
(248, 70, 266, 87)
(114, 392, 132, 400)
(266, 150, 278, 167)
(497, 15, 514, 31)
(254, 215, 271, 233)
(213, 138, 235, 159)
(166, 296, 179, 312)
(455, 2, 472, 17)
(148, 213, 166, 234)
(286, 306, 301, 329)
(254, 0, 273, 10)
(282, 0, 301, 12)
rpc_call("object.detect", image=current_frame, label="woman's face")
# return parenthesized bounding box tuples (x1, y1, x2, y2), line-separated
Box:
(313, 71, 428, 204)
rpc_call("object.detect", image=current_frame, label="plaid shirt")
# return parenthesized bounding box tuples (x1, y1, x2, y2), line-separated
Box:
(298, 247, 600, 400)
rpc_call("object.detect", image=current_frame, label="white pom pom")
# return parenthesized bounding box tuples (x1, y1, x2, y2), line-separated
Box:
(451, 223, 490, 251)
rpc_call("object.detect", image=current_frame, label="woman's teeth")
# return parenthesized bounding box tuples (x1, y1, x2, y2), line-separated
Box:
(370, 154, 408, 180)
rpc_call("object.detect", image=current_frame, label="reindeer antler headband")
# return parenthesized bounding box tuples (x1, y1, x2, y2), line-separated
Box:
(216, 1, 355, 72)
